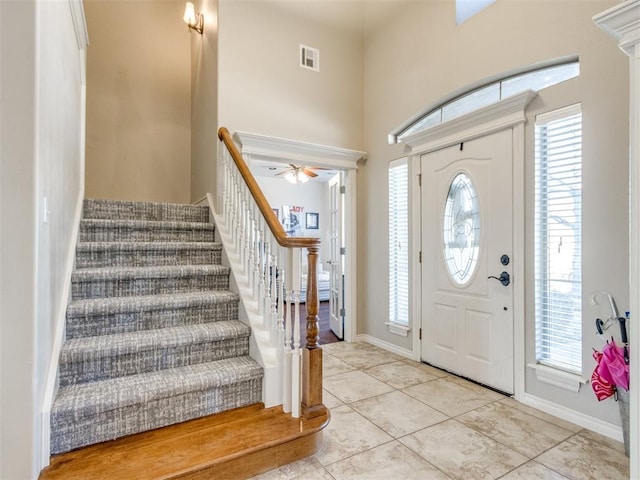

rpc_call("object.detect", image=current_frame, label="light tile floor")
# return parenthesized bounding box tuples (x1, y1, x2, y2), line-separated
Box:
(252, 341, 630, 480)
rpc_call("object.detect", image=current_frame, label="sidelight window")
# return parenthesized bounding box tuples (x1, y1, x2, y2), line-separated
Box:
(389, 159, 409, 329)
(534, 104, 583, 374)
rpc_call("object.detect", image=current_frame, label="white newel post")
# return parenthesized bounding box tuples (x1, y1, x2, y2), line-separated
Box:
(595, 1, 640, 474)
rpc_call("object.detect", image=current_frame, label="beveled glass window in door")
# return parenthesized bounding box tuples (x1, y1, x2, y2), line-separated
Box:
(443, 173, 480, 285)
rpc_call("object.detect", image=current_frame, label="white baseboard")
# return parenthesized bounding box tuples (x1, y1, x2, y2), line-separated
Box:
(522, 392, 624, 443)
(40, 191, 83, 470)
(356, 334, 416, 361)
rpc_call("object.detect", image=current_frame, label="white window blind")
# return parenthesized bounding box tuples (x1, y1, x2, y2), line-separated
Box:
(534, 104, 582, 374)
(389, 159, 409, 327)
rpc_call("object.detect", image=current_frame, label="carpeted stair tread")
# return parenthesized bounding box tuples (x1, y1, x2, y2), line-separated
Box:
(72, 264, 228, 281)
(83, 198, 209, 223)
(79, 219, 215, 243)
(67, 291, 239, 318)
(77, 241, 222, 253)
(75, 241, 223, 267)
(71, 265, 230, 299)
(58, 321, 251, 386)
(65, 291, 240, 338)
(50, 357, 263, 454)
(61, 321, 250, 358)
(53, 357, 263, 416)
(80, 218, 215, 231)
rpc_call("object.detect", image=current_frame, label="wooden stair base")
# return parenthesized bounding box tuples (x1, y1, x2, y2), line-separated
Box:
(39, 403, 330, 480)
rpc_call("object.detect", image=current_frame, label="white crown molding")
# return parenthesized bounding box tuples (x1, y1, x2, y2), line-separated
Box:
(594, 0, 640, 55)
(401, 90, 537, 156)
(233, 131, 367, 170)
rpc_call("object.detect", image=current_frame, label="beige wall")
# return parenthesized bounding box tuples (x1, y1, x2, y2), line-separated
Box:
(362, 0, 628, 424)
(190, 0, 219, 202)
(217, 0, 364, 151)
(85, 0, 191, 203)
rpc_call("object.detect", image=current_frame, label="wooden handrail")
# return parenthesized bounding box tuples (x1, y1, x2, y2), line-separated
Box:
(218, 127, 321, 250)
(218, 126, 325, 420)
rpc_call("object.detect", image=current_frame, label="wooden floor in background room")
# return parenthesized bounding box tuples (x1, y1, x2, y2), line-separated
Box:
(297, 301, 340, 345)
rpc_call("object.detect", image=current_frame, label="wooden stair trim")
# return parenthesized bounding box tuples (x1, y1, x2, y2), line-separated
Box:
(40, 403, 330, 480)
(180, 429, 324, 480)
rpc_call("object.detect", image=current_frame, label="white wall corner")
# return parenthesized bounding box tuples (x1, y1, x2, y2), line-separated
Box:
(68, 0, 89, 50)
(594, 3, 640, 477)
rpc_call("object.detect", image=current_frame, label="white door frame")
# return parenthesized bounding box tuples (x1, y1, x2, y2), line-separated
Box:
(403, 90, 536, 400)
(328, 172, 344, 339)
(233, 131, 366, 343)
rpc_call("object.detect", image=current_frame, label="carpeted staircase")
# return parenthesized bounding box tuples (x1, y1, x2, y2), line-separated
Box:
(50, 199, 263, 455)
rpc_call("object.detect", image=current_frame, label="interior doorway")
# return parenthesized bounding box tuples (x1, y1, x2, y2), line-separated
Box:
(235, 130, 366, 344)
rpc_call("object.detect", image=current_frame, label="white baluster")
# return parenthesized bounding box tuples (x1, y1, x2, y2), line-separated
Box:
(262, 232, 271, 323)
(251, 204, 262, 300)
(274, 250, 285, 406)
(286, 249, 301, 418)
(282, 259, 292, 414)
(231, 170, 239, 245)
(269, 247, 278, 345)
(217, 142, 226, 215)
(224, 157, 231, 226)
(244, 193, 252, 279)
(238, 186, 245, 269)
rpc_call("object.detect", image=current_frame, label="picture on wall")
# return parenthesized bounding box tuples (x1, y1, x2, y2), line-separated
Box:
(306, 212, 319, 229)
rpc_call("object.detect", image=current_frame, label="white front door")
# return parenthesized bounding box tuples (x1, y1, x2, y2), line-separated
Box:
(328, 173, 344, 339)
(421, 129, 514, 394)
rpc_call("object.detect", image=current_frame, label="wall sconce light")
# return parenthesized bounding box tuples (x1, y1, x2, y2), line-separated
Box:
(183, 2, 204, 34)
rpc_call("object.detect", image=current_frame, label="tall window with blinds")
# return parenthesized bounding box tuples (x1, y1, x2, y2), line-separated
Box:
(389, 159, 409, 329)
(534, 104, 583, 374)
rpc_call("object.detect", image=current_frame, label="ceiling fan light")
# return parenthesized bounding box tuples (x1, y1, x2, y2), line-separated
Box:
(284, 172, 297, 184)
(297, 171, 310, 183)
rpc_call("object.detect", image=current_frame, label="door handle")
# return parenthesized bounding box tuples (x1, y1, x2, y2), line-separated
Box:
(488, 271, 510, 286)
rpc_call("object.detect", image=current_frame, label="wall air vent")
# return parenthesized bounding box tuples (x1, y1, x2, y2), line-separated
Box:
(300, 45, 320, 72)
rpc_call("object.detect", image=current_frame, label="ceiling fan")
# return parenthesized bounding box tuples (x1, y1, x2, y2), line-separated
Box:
(276, 164, 329, 184)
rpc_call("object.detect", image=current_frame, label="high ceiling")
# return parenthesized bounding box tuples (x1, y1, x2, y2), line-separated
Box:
(253, 0, 413, 35)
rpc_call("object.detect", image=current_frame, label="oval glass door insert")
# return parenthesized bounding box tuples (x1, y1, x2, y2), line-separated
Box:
(443, 172, 480, 285)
